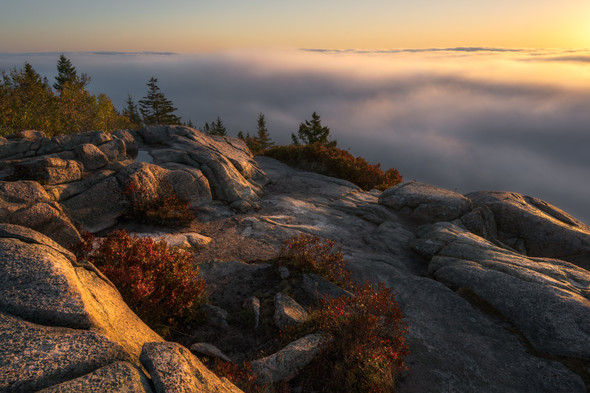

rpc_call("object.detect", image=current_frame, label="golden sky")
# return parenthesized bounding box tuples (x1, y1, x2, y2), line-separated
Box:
(1, 0, 590, 52)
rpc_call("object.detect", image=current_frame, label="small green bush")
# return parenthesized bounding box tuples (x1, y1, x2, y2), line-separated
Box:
(123, 180, 192, 227)
(264, 143, 402, 191)
(75, 230, 206, 333)
(278, 233, 350, 287)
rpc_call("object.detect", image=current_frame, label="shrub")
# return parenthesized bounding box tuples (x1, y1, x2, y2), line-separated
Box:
(123, 180, 192, 227)
(278, 233, 350, 287)
(75, 230, 206, 332)
(206, 359, 292, 393)
(264, 143, 402, 191)
(303, 282, 409, 393)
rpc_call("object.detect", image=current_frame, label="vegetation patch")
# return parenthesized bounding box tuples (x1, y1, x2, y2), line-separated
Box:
(276, 234, 409, 392)
(75, 230, 206, 335)
(123, 180, 193, 227)
(278, 233, 350, 287)
(300, 282, 409, 393)
(264, 143, 402, 191)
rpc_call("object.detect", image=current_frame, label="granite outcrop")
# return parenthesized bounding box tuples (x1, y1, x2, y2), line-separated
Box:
(1, 126, 589, 392)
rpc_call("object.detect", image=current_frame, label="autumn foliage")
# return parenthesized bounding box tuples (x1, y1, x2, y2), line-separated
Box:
(307, 282, 409, 393)
(264, 143, 402, 191)
(278, 233, 350, 287)
(123, 180, 193, 227)
(278, 234, 409, 393)
(75, 230, 206, 331)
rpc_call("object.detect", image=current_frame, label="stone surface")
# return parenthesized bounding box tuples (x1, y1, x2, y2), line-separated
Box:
(11, 157, 83, 185)
(37, 361, 152, 393)
(380, 181, 472, 222)
(134, 126, 265, 205)
(0, 311, 130, 392)
(0, 223, 163, 360)
(242, 296, 260, 330)
(413, 222, 590, 359)
(190, 343, 233, 363)
(301, 273, 354, 306)
(467, 191, 590, 269)
(134, 232, 213, 249)
(202, 304, 230, 329)
(140, 341, 243, 393)
(274, 292, 309, 330)
(75, 143, 109, 171)
(63, 176, 127, 233)
(250, 334, 328, 384)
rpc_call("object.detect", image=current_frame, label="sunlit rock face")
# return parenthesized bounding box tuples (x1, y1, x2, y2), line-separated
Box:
(1, 127, 589, 392)
(467, 191, 590, 269)
(0, 126, 267, 239)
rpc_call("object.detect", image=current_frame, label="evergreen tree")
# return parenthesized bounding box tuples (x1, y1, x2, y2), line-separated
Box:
(122, 94, 142, 126)
(53, 54, 89, 93)
(138, 77, 181, 126)
(0, 63, 56, 135)
(202, 122, 212, 134)
(208, 116, 227, 136)
(255, 112, 274, 151)
(292, 111, 335, 146)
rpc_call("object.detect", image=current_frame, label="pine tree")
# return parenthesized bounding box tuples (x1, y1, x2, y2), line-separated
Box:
(255, 112, 274, 151)
(138, 77, 181, 126)
(292, 111, 335, 146)
(53, 54, 89, 93)
(208, 116, 227, 136)
(122, 94, 142, 126)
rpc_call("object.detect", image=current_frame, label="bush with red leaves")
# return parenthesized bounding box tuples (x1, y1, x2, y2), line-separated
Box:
(264, 143, 402, 191)
(304, 282, 409, 393)
(75, 230, 206, 333)
(123, 180, 192, 227)
(278, 233, 350, 287)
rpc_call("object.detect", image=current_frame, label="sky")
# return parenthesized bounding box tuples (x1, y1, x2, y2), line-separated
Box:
(1, 2, 589, 224)
(2, 1, 590, 51)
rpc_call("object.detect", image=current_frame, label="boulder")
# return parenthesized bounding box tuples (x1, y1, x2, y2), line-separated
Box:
(467, 191, 590, 269)
(242, 296, 260, 330)
(413, 222, 590, 359)
(140, 342, 243, 393)
(301, 273, 354, 304)
(10, 157, 83, 185)
(379, 181, 472, 222)
(74, 143, 109, 171)
(63, 176, 127, 233)
(0, 181, 82, 249)
(202, 304, 230, 329)
(8, 201, 82, 250)
(0, 223, 163, 358)
(190, 342, 233, 363)
(134, 126, 265, 205)
(0, 180, 52, 205)
(274, 292, 309, 330)
(37, 361, 152, 393)
(0, 311, 131, 392)
(250, 334, 329, 384)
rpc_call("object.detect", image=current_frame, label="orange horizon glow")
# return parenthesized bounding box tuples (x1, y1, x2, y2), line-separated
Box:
(1, 1, 590, 53)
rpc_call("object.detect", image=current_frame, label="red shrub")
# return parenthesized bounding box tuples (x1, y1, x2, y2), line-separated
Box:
(306, 282, 409, 393)
(278, 233, 350, 287)
(264, 143, 402, 191)
(123, 180, 192, 227)
(75, 230, 206, 331)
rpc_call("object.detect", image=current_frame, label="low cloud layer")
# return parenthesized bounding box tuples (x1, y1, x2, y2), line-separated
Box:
(1, 48, 589, 224)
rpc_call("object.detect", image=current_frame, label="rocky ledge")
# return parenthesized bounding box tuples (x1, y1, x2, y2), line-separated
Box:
(1, 126, 589, 392)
